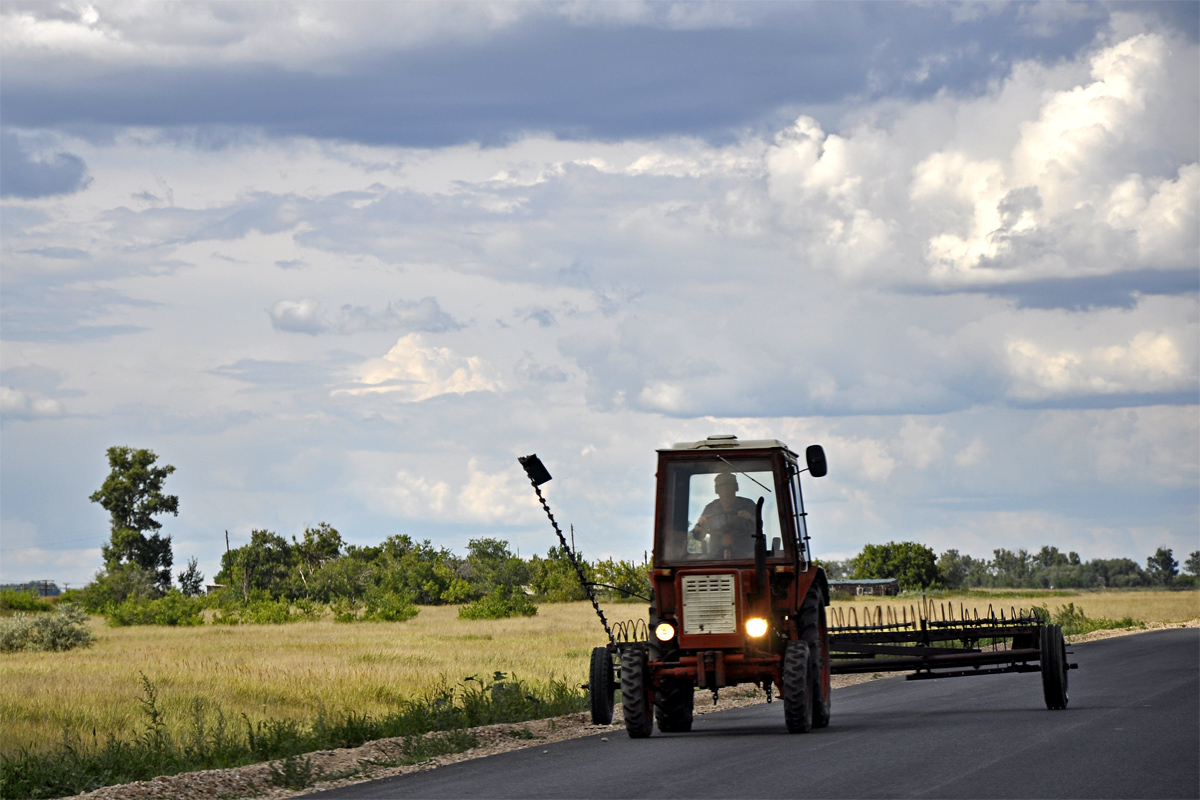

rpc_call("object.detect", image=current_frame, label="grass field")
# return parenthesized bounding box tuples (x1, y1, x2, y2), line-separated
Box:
(2, 590, 1196, 756)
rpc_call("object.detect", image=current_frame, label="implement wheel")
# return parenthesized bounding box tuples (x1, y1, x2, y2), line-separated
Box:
(655, 678, 694, 733)
(620, 647, 653, 738)
(1041, 623, 1069, 709)
(589, 646, 615, 725)
(783, 640, 813, 733)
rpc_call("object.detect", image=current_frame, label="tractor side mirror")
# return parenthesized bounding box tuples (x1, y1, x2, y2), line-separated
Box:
(805, 445, 827, 478)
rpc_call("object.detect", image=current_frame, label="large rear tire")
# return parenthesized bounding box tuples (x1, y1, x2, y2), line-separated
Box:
(783, 640, 813, 733)
(620, 647, 653, 738)
(589, 646, 615, 725)
(812, 605, 832, 729)
(654, 678, 694, 733)
(1041, 623, 1069, 709)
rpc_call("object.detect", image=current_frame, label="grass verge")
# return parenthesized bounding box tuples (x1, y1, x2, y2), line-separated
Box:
(0, 671, 582, 799)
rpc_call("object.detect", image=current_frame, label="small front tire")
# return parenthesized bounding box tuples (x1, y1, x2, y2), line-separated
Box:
(783, 640, 813, 734)
(620, 647, 653, 738)
(655, 678, 694, 733)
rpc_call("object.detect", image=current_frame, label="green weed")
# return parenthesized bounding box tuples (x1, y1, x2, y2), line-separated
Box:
(0, 671, 582, 799)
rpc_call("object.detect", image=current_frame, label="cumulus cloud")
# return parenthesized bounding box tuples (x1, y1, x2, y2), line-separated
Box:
(338, 334, 501, 401)
(0, 130, 91, 198)
(1006, 330, 1192, 401)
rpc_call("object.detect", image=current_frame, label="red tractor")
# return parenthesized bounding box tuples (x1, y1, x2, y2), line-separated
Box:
(520, 434, 1072, 740)
(603, 434, 831, 736)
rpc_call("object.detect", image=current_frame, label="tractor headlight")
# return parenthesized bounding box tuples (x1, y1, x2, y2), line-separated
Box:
(745, 617, 768, 638)
(654, 622, 676, 641)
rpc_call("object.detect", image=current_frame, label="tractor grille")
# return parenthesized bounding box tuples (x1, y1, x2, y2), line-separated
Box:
(680, 574, 736, 634)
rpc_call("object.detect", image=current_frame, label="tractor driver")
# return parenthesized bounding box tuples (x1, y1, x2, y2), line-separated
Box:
(689, 472, 758, 559)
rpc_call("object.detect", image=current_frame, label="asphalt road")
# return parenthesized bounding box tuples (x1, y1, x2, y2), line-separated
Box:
(313, 628, 1198, 799)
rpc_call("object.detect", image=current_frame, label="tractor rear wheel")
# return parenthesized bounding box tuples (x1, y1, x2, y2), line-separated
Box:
(812, 605, 832, 729)
(799, 588, 831, 729)
(620, 647, 653, 738)
(1041, 623, 1069, 709)
(589, 646, 615, 725)
(654, 678, 694, 733)
(783, 640, 813, 733)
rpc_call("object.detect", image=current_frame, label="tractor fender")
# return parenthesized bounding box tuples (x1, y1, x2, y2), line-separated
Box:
(793, 566, 829, 607)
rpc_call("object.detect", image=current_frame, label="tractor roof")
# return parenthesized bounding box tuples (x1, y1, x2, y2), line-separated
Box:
(663, 434, 797, 456)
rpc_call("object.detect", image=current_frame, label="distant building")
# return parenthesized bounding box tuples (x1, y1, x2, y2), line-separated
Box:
(829, 578, 899, 597)
(203, 583, 227, 596)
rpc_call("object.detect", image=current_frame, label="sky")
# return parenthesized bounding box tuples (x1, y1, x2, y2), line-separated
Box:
(1, 1, 1197, 589)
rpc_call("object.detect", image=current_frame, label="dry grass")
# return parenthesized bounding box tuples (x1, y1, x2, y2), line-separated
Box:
(830, 589, 1200, 626)
(4, 590, 1196, 757)
(0, 602, 643, 756)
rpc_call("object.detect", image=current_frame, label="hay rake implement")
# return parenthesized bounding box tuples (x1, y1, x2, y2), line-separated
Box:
(828, 598, 1076, 708)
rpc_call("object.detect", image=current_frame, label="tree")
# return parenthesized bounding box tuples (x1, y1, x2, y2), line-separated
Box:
(177, 557, 204, 597)
(1185, 551, 1200, 577)
(936, 549, 971, 589)
(90, 446, 178, 592)
(992, 548, 1032, 587)
(853, 541, 939, 590)
(1146, 547, 1178, 586)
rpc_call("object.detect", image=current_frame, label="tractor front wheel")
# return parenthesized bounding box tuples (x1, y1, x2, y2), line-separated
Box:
(589, 646, 615, 725)
(783, 640, 813, 733)
(620, 647, 654, 738)
(654, 678, 694, 733)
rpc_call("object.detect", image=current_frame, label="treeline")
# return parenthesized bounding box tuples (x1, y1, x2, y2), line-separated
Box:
(212, 523, 648, 609)
(822, 542, 1200, 591)
(66, 522, 650, 626)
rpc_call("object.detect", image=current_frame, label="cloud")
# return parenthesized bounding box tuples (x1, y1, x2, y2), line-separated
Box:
(0, 386, 63, 420)
(0, 4, 1117, 146)
(1006, 331, 1192, 401)
(268, 299, 323, 334)
(0, 130, 91, 198)
(269, 297, 463, 335)
(338, 334, 501, 401)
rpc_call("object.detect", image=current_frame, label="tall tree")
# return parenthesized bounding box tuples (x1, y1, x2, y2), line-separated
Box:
(90, 446, 179, 591)
(854, 541, 940, 590)
(1146, 547, 1178, 585)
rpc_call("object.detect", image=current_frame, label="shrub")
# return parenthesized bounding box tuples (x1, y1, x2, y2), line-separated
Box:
(75, 564, 159, 613)
(212, 598, 315, 625)
(0, 590, 54, 613)
(103, 591, 204, 627)
(1034, 602, 1141, 637)
(362, 592, 419, 623)
(0, 604, 94, 653)
(458, 586, 538, 620)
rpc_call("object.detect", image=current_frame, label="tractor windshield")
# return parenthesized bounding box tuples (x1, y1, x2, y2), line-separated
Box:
(658, 457, 787, 564)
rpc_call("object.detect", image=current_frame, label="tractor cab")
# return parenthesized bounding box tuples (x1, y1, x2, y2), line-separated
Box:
(653, 435, 825, 570)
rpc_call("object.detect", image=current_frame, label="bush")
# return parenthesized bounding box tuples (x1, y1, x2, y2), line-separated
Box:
(212, 598, 319, 625)
(362, 592, 419, 623)
(458, 586, 537, 620)
(75, 564, 159, 613)
(103, 591, 204, 627)
(0, 604, 94, 653)
(1034, 602, 1141, 637)
(0, 590, 54, 613)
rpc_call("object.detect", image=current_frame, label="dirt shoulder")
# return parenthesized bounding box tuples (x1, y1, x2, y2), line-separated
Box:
(67, 620, 1198, 800)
